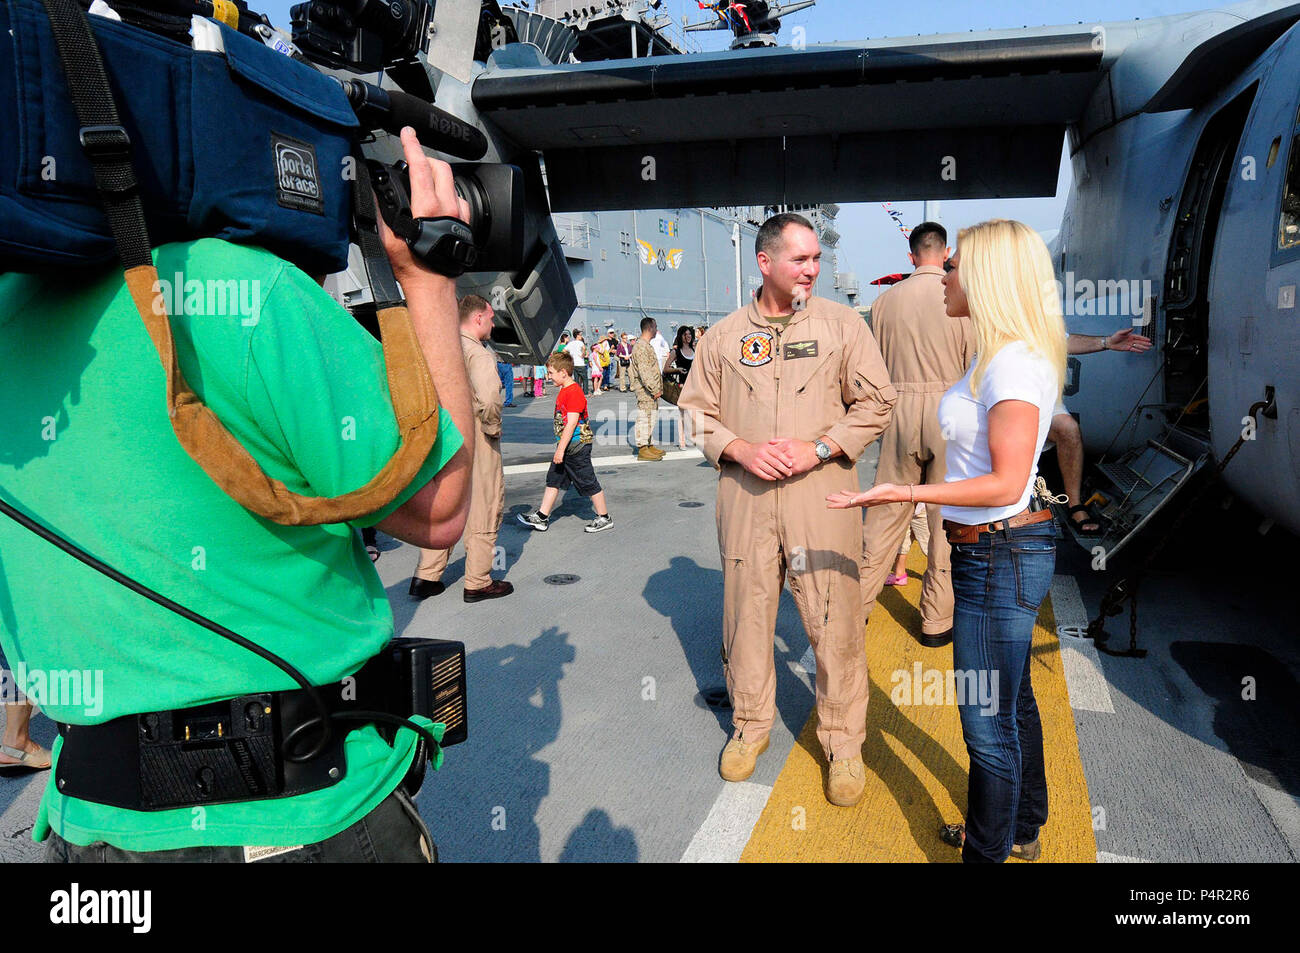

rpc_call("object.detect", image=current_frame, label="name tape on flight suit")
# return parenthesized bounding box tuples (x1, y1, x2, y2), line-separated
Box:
(783, 340, 818, 359)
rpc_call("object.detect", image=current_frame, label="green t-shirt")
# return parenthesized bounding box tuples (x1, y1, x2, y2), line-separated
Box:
(0, 239, 462, 851)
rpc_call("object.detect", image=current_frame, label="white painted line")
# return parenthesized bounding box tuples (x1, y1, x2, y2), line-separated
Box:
(1049, 572, 1089, 634)
(1097, 850, 1150, 863)
(679, 781, 773, 863)
(503, 461, 552, 476)
(504, 448, 704, 476)
(1051, 575, 1116, 714)
(789, 645, 816, 694)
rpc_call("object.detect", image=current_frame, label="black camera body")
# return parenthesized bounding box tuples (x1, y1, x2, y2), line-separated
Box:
(290, 0, 435, 73)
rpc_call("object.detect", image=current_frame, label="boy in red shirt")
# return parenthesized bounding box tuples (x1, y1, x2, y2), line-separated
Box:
(517, 350, 614, 533)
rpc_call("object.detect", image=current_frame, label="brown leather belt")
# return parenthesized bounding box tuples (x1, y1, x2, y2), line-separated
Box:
(943, 507, 1054, 545)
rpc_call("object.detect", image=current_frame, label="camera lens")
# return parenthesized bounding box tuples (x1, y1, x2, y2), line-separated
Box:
(453, 174, 491, 247)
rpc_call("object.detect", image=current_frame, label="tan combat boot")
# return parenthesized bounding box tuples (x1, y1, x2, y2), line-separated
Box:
(646, 445, 666, 458)
(826, 754, 866, 806)
(637, 446, 662, 461)
(719, 734, 770, 782)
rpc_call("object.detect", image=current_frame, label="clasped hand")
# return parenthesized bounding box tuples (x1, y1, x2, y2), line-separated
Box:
(735, 438, 819, 481)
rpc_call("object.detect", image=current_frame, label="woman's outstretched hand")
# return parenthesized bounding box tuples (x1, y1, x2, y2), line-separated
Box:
(827, 483, 908, 509)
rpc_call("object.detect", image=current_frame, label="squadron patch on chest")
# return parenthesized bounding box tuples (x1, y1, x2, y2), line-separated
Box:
(739, 331, 774, 367)
(783, 340, 819, 359)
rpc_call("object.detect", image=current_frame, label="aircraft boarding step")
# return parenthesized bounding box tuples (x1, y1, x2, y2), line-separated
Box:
(1068, 426, 1212, 561)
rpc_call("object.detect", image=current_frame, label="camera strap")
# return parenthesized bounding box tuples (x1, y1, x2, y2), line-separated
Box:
(37, 0, 444, 526)
(352, 158, 406, 310)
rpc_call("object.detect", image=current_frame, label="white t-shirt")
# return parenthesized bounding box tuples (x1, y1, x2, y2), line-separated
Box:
(566, 339, 587, 366)
(650, 332, 670, 367)
(937, 341, 1059, 525)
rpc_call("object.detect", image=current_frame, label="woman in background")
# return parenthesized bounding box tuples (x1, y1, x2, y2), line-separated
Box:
(663, 325, 696, 450)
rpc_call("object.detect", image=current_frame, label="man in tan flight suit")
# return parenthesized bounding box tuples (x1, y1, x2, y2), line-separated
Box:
(679, 213, 896, 806)
(860, 223, 972, 647)
(410, 295, 514, 602)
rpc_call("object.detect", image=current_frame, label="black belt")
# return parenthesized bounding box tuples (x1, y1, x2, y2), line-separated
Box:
(56, 687, 356, 811)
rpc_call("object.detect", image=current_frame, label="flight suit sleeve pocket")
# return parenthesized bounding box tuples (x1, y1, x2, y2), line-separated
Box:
(851, 372, 897, 406)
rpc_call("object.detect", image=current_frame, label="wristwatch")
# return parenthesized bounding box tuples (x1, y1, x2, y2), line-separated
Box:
(814, 440, 832, 462)
(1099, 335, 1109, 351)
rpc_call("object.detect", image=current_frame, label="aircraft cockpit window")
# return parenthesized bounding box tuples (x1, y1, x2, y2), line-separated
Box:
(1278, 135, 1300, 249)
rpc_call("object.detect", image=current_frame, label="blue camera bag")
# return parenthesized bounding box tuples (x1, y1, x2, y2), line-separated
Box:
(0, 0, 358, 274)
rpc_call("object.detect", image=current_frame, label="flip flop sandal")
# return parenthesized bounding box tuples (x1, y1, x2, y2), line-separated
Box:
(938, 822, 1041, 859)
(1067, 504, 1101, 535)
(0, 743, 52, 772)
(940, 823, 965, 849)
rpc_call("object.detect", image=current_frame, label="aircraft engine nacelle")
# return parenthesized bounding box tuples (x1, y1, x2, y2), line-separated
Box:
(456, 153, 577, 366)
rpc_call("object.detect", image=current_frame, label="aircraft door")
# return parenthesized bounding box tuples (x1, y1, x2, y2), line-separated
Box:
(1161, 85, 1258, 433)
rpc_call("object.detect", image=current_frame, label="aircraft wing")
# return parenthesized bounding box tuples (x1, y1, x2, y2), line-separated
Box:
(472, 29, 1106, 211)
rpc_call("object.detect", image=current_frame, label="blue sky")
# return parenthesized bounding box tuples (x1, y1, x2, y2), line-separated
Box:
(254, 0, 1219, 296)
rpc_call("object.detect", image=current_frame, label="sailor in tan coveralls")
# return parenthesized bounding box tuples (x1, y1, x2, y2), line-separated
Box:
(860, 223, 973, 646)
(679, 213, 896, 806)
(410, 295, 514, 602)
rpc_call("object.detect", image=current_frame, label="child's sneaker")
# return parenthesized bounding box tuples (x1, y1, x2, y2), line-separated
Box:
(584, 514, 614, 534)
(516, 510, 549, 531)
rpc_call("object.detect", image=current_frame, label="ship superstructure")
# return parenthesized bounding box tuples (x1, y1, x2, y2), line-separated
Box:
(504, 1, 856, 340)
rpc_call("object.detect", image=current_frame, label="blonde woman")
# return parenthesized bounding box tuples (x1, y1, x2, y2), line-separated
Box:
(830, 220, 1065, 863)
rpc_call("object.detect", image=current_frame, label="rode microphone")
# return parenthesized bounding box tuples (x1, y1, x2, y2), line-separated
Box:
(339, 79, 488, 161)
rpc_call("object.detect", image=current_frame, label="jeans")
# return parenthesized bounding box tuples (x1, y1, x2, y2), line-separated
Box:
(497, 361, 514, 405)
(949, 519, 1055, 863)
(44, 787, 435, 863)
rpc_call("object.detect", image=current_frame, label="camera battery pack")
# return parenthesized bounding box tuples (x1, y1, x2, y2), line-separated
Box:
(355, 638, 468, 747)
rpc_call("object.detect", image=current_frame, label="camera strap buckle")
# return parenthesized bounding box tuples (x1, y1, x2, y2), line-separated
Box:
(78, 124, 131, 163)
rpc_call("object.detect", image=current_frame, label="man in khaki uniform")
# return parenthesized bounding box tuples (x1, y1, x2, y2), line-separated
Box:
(410, 295, 513, 602)
(679, 213, 896, 806)
(629, 316, 665, 461)
(860, 223, 972, 646)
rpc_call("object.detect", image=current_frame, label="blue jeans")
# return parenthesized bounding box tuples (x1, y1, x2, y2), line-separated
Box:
(949, 519, 1055, 863)
(497, 362, 514, 405)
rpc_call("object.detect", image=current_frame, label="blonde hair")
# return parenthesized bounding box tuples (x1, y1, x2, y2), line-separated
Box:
(955, 219, 1066, 400)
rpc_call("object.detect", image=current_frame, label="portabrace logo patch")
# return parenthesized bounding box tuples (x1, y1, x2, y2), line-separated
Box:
(271, 133, 323, 215)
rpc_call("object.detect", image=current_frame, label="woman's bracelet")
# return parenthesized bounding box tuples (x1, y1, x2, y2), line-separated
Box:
(909, 484, 915, 503)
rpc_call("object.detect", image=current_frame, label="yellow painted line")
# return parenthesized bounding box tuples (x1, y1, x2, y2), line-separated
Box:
(740, 547, 1097, 862)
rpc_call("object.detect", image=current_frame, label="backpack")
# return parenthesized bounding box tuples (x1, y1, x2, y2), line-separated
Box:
(1, 0, 355, 274)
